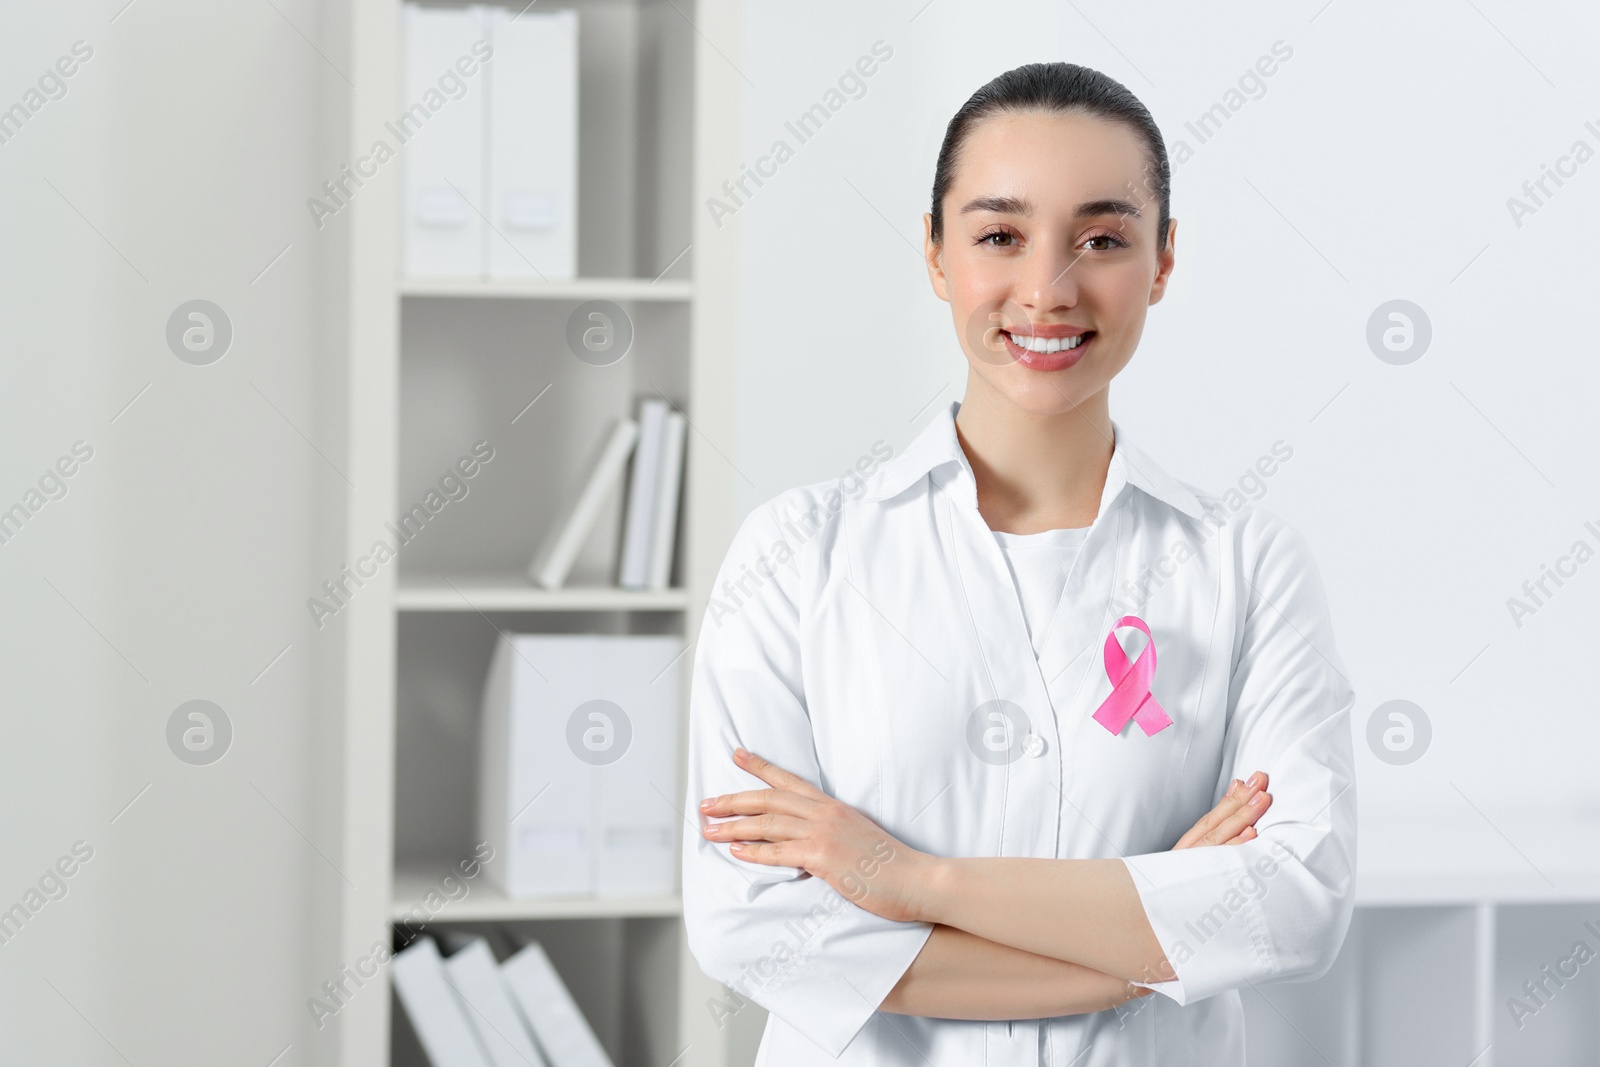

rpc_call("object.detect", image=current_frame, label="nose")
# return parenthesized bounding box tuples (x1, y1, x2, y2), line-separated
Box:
(1015, 243, 1081, 318)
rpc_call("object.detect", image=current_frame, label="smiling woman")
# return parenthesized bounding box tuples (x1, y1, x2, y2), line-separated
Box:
(682, 62, 1357, 1067)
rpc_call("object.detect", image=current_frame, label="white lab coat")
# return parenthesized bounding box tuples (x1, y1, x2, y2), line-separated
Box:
(681, 400, 1357, 1066)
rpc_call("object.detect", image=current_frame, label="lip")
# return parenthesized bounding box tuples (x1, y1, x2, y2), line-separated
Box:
(1003, 324, 1092, 338)
(999, 326, 1094, 371)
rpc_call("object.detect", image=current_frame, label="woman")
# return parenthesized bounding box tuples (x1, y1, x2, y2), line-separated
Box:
(682, 62, 1357, 1066)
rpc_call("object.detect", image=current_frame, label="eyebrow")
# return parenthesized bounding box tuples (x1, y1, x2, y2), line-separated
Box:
(959, 195, 1143, 219)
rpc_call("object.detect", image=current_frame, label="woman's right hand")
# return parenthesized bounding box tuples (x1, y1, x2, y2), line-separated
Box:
(1171, 772, 1272, 850)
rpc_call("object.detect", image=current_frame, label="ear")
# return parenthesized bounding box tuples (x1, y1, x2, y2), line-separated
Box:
(923, 212, 950, 303)
(1148, 218, 1177, 306)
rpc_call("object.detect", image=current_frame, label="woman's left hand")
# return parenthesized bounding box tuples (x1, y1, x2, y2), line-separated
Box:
(699, 747, 935, 924)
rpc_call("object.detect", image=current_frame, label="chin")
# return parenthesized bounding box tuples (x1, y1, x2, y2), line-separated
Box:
(1015, 389, 1094, 417)
(969, 363, 1103, 417)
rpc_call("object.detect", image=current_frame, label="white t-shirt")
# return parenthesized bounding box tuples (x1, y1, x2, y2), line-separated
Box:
(991, 524, 1092, 655)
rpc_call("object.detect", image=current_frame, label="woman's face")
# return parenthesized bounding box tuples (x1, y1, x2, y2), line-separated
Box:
(924, 109, 1176, 417)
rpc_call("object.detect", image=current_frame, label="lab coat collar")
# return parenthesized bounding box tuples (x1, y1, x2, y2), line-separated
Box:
(863, 399, 1208, 521)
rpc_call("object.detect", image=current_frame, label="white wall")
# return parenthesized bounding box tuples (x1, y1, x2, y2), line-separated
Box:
(0, 2, 355, 1064)
(731, 0, 1600, 895)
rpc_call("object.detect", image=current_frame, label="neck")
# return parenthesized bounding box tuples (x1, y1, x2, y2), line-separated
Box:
(953, 375, 1114, 534)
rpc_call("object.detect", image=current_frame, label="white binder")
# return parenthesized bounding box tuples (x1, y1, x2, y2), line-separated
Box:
(392, 936, 494, 1067)
(402, 3, 490, 278)
(443, 938, 549, 1067)
(487, 7, 578, 280)
(592, 634, 680, 896)
(478, 634, 596, 898)
(502, 941, 615, 1067)
(618, 399, 669, 590)
(478, 634, 681, 899)
(645, 411, 687, 589)
(526, 417, 639, 590)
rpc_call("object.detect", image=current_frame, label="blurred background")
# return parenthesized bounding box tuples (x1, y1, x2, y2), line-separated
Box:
(2, 1, 1598, 1064)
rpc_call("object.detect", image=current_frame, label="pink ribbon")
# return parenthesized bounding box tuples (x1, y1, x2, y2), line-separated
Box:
(1091, 615, 1173, 737)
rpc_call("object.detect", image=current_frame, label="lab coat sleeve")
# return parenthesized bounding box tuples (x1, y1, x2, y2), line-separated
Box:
(681, 496, 936, 1058)
(1120, 509, 1357, 1005)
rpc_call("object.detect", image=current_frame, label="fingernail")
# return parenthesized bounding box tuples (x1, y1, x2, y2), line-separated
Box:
(729, 843, 745, 852)
(1228, 779, 1241, 796)
(1248, 772, 1264, 789)
(1250, 792, 1266, 807)
(734, 747, 749, 758)
(699, 798, 713, 809)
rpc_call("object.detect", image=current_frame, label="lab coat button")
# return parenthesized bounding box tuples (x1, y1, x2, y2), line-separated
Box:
(1022, 733, 1046, 758)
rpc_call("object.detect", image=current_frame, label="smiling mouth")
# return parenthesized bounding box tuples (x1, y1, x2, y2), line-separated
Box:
(1001, 330, 1093, 354)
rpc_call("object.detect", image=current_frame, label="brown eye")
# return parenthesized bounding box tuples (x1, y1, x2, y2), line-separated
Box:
(1082, 233, 1129, 252)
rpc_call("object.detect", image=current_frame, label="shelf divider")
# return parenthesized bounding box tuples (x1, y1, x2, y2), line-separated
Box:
(1474, 902, 1495, 1067)
(400, 276, 693, 301)
(390, 862, 682, 922)
(397, 573, 690, 612)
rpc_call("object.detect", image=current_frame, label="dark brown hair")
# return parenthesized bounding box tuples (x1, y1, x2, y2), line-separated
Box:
(929, 62, 1171, 251)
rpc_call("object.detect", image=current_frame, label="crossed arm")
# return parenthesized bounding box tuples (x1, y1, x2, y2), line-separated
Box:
(698, 748, 1274, 1020)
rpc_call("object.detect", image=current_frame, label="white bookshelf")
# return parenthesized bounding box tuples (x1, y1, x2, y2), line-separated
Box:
(339, 1, 744, 1065)
(1243, 815, 1600, 1066)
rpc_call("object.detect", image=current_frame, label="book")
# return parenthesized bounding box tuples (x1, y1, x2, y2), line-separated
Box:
(645, 410, 687, 589)
(392, 935, 494, 1067)
(526, 417, 639, 589)
(402, 3, 489, 278)
(618, 399, 670, 590)
(502, 941, 615, 1067)
(486, 8, 578, 280)
(442, 938, 550, 1067)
